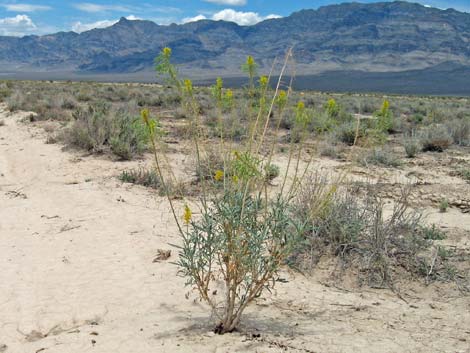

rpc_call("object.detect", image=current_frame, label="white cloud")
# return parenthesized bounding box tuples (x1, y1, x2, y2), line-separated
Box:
(204, 0, 246, 5)
(74, 3, 132, 13)
(212, 9, 280, 25)
(71, 15, 141, 33)
(3, 4, 52, 12)
(182, 14, 207, 24)
(0, 14, 37, 36)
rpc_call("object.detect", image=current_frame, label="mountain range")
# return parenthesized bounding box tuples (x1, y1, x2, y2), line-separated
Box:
(1, 1, 470, 94)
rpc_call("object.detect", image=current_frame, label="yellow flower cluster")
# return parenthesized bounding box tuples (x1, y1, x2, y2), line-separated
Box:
(214, 170, 224, 182)
(183, 205, 192, 224)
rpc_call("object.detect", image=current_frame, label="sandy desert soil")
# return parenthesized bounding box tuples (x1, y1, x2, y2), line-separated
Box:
(1, 105, 469, 353)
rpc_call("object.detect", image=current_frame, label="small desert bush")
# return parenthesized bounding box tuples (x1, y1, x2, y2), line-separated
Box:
(144, 48, 319, 334)
(455, 167, 470, 182)
(445, 117, 470, 146)
(403, 137, 420, 158)
(358, 148, 402, 168)
(293, 183, 452, 287)
(64, 102, 147, 159)
(333, 121, 364, 145)
(419, 125, 453, 152)
(119, 167, 161, 189)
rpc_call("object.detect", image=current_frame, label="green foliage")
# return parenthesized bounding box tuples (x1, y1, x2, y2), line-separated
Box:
(420, 125, 453, 152)
(420, 224, 446, 240)
(325, 98, 340, 118)
(359, 148, 402, 168)
(176, 190, 305, 334)
(438, 198, 449, 213)
(375, 100, 394, 133)
(119, 168, 161, 189)
(110, 112, 148, 160)
(264, 163, 280, 182)
(403, 137, 420, 158)
(65, 102, 148, 159)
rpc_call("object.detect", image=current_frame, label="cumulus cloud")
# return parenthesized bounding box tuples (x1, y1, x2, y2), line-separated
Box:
(203, 0, 247, 5)
(72, 15, 141, 33)
(0, 14, 37, 36)
(212, 9, 280, 25)
(3, 4, 52, 12)
(74, 3, 132, 13)
(182, 14, 207, 24)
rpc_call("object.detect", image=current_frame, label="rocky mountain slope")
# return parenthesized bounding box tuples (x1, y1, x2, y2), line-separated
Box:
(0, 1, 469, 85)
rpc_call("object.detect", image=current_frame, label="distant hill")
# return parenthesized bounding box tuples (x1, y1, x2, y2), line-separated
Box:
(1, 1, 469, 94)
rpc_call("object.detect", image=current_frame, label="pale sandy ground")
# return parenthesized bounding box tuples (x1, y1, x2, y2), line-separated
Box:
(1, 105, 469, 353)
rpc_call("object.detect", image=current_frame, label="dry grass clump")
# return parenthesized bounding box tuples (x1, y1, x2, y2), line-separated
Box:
(419, 125, 453, 152)
(62, 102, 148, 159)
(358, 148, 402, 168)
(292, 180, 458, 288)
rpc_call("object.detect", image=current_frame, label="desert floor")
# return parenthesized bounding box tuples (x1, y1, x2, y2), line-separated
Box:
(1, 105, 469, 353)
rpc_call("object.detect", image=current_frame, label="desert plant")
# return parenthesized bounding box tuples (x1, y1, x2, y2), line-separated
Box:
(359, 148, 402, 168)
(144, 47, 316, 334)
(109, 112, 148, 160)
(375, 100, 394, 133)
(438, 198, 449, 213)
(420, 125, 453, 152)
(445, 117, 470, 146)
(421, 224, 446, 240)
(119, 167, 161, 189)
(403, 137, 420, 158)
(293, 184, 451, 287)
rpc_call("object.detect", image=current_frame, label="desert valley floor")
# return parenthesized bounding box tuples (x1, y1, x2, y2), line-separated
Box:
(1, 104, 469, 353)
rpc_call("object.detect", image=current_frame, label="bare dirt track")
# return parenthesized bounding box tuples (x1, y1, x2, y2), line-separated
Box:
(1, 105, 469, 353)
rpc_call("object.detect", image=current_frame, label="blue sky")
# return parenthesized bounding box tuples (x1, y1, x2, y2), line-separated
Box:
(0, 0, 469, 36)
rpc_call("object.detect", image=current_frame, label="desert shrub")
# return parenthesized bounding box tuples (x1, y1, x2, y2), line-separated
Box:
(76, 90, 92, 102)
(119, 167, 161, 189)
(421, 224, 446, 240)
(264, 163, 280, 182)
(144, 48, 317, 334)
(194, 149, 227, 181)
(109, 111, 148, 160)
(445, 117, 470, 146)
(375, 100, 394, 133)
(438, 198, 449, 213)
(420, 125, 453, 152)
(319, 140, 346, 160)
(6, 90, 27, 111)
(333, 121, 364, 145)
(455, 168, 470, 182)
(403, 137, 420, 158)
(293, 184, 451, 287)
(65, 102, 111, 151)
(177, 189, 304, 333)
(358, 148, 402, 168)
(60, 96, 78, 110)
(64, 102, 147, 159)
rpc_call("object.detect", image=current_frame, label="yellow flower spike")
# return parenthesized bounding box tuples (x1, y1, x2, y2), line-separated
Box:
(214, 170, 224, 182)
(232, 175, 239, 183)
(141, 109, 149, 124)
(276, 90, 287, 110)
(297, 101, 305, 111)
(183, 205, 192, 225)
(216, 77, 223, 90)
(184, 79, 193, 94)
(246, 55, 255, 67)
(163, 47, 172, 57)
(259, 75, 268, 88)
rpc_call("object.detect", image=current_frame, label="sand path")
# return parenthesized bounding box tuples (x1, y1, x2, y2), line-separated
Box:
(0, 106, 469, 352)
